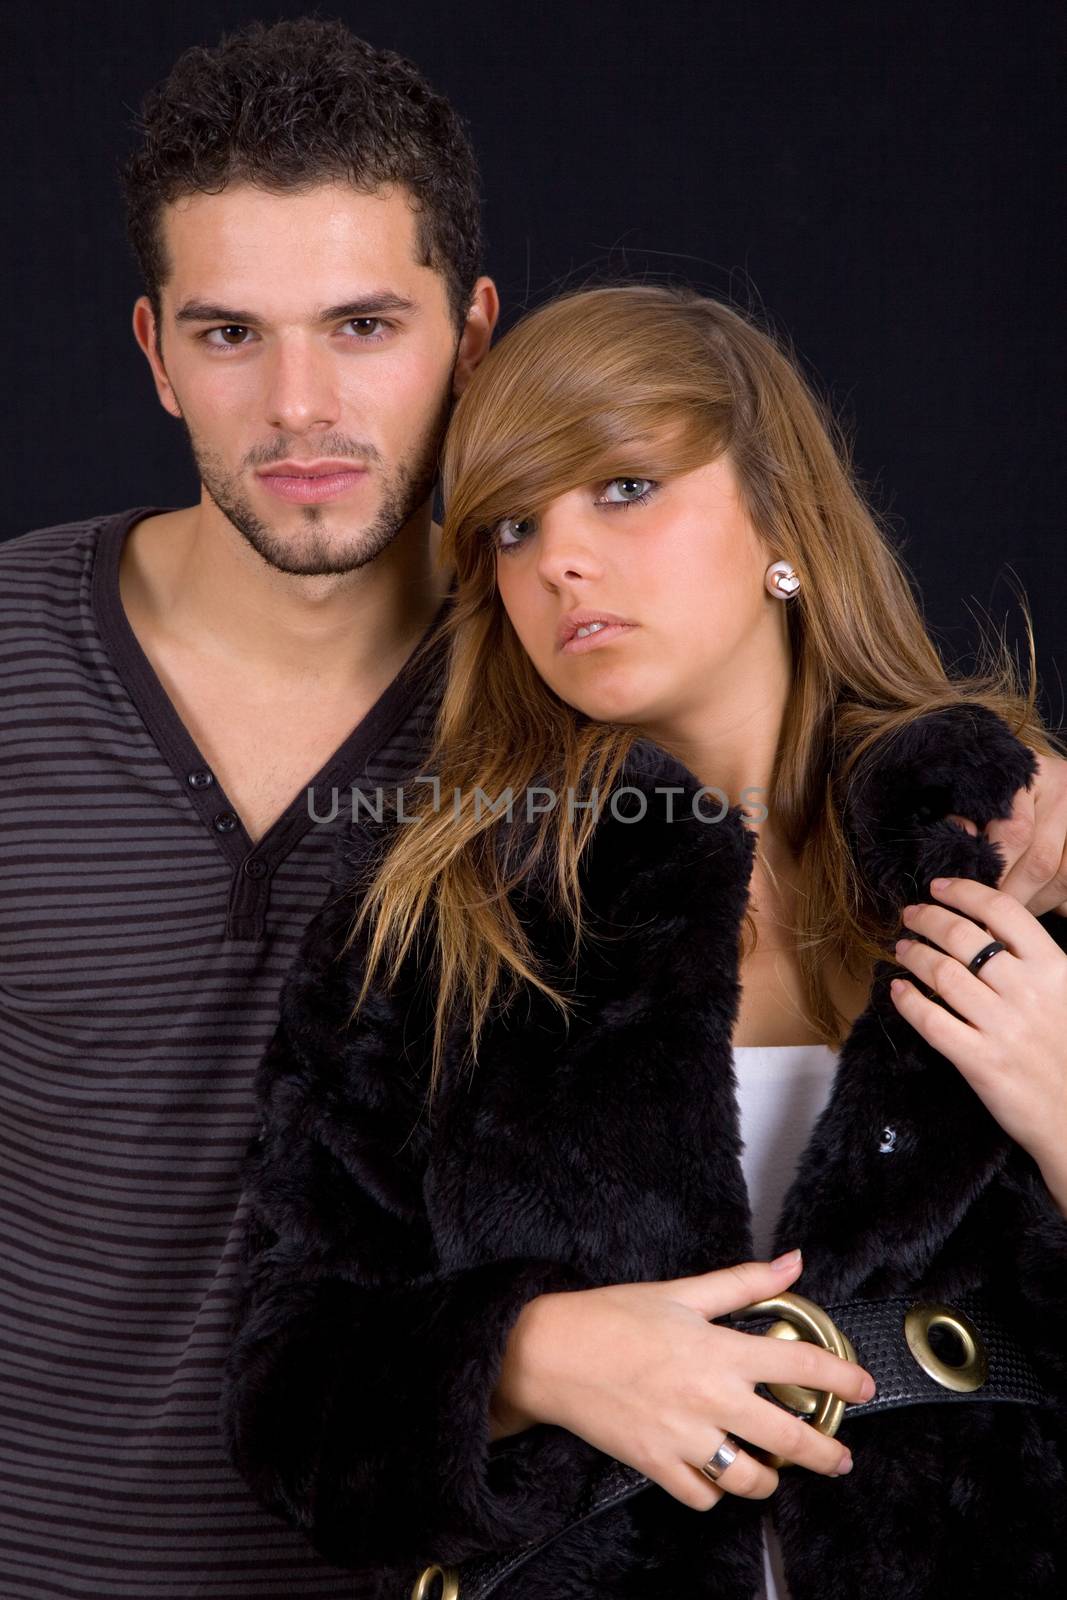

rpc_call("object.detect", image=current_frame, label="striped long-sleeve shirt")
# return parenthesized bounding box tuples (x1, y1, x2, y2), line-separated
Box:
(0, 505, 443, 1597)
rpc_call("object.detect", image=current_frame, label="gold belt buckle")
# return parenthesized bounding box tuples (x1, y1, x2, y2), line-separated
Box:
(410, 1564, 460, 1599)
(733, 1289, 858, 1469)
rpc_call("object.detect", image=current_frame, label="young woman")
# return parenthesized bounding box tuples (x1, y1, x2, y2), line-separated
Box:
(221, 285, 1067, 1600)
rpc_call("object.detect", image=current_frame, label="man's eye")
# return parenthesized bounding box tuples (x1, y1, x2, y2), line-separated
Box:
(343, 318, 389, 339)
(201, 318, 390, 349)
(597, 477, 657, 504)
(493, 513, 538, 553)
(204, 325, 252, 348)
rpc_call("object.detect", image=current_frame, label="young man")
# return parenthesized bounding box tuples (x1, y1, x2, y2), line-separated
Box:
(2, 15, 1066, 1600)
(0, 19, 496, 1599)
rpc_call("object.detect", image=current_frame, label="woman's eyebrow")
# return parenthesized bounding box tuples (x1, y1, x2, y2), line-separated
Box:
(173, 292, 419, 325)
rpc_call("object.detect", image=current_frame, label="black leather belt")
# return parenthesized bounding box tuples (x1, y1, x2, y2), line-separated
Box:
(408, 1289, 1052, 1600)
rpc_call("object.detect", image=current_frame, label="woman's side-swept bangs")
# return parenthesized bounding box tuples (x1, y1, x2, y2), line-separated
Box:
(441, 288, 734, 568)
(464, 408, 725, 553)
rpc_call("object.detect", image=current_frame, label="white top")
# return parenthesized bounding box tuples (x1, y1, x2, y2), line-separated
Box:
(731, 1042, 841, 1600)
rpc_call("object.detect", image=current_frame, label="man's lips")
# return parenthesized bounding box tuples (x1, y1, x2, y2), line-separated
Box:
(258, 465, 368, 505)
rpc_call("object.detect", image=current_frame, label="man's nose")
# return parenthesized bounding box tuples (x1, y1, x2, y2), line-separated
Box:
(263, 334, 341, 434)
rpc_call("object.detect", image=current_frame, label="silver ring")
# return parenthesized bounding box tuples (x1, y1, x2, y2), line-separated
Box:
(699, 1433, 741, 1483)
(968, 939, 1006, 975)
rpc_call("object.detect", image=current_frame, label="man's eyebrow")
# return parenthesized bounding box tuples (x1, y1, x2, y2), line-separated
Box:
(173, 293, 419, 325)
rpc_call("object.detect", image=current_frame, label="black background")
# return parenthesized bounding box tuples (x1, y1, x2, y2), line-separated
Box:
(5, 1, 1065, 720)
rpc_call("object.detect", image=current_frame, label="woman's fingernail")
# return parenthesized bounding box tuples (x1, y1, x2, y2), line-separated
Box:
(861, 1376, 876, 1400)
(835, 1453, 854, 1476)
(770, 1249, 802, 1270)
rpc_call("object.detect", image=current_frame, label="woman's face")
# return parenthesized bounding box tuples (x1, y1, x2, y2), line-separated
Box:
(492, 454, 788, 732)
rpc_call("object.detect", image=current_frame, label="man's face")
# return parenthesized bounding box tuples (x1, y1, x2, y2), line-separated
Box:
(142, 181, 468, 575)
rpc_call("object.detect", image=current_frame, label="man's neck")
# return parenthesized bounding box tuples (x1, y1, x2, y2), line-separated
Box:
(119, 498, 453, 697)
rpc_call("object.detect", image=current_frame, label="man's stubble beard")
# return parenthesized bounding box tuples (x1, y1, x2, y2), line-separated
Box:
(175, 372, 456, 578)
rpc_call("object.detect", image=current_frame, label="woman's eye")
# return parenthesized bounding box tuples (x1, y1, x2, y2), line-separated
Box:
(494, 513, 538, 553)
(598, 477, 656, 504)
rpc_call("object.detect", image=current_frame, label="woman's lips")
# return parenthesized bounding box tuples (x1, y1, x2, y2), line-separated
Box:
(259, 469, 368, 504)
(560, 622, 639, 655)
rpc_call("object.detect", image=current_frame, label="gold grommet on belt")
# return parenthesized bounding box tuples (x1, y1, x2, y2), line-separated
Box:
(410, 1564, 460, 1599)
(734, 1290, 858, 1469)
(903, 1302, 989, 1392)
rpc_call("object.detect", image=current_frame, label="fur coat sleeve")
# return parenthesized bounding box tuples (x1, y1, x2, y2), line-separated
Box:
(218, 846, 613, 1573)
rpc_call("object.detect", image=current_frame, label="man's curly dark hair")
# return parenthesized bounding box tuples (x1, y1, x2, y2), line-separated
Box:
(120, 15, 484, 335)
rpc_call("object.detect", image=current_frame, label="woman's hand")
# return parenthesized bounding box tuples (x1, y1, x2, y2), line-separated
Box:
(491, 1250, 874, 1511)
(891, 876, 1067, 1212)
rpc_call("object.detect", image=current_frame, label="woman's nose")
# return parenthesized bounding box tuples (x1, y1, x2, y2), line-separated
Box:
(535, 507, 603, 587)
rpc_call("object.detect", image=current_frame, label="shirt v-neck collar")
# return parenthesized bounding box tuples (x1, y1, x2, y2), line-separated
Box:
(91, 505, 449, 913)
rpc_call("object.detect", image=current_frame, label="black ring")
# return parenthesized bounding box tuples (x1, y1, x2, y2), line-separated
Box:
(968, 940, 1006, 975)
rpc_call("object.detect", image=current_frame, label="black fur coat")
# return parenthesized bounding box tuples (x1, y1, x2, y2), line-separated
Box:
(221, 705, 1067, 1599)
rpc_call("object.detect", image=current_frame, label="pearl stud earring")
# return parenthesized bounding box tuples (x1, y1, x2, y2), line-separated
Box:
(765, 560, 800, 599)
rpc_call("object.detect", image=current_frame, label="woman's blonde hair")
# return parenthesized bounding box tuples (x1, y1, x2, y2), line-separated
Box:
(343, 282, 1056, 1093)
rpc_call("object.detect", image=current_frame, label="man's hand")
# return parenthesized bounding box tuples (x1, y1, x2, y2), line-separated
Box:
(947, 749, 1067, 918)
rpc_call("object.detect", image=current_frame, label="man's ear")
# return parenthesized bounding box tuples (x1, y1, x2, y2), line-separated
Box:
(132, 296, 182, 419)
(453, 275, 499, 397)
